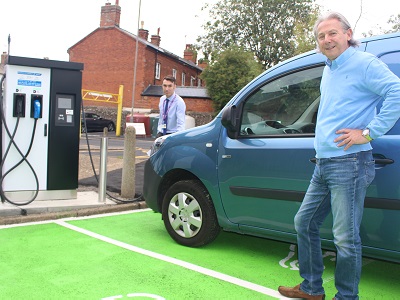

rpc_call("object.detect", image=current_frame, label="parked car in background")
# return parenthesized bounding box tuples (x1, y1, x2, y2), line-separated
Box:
(81, 112, 115, 133)
(143, 32, 400, 263)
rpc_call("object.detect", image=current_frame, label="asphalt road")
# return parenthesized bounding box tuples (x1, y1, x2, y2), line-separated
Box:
(79, 131, 155, 156)
(79, 131, 154, 196)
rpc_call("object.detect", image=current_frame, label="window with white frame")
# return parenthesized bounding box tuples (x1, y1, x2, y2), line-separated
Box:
(155, 62, 161, 80)
(172, 69, 177, 79)
(190, 76, 196, 86)
(181, 73, 186, 86)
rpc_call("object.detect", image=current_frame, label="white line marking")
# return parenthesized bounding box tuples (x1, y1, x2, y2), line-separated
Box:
(55, 220, 290, 299)
(102, 293, 165, 300)
(279, 244, 297, 269)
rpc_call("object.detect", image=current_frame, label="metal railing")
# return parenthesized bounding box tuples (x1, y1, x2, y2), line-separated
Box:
(81, 85, 124, 136)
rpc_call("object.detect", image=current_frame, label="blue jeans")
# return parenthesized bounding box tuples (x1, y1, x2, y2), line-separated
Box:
(294, 151, 375, 300)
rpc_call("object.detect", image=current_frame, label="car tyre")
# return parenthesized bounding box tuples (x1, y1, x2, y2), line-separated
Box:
(162, 180, 220, 247)
(107, 122, 115, 132)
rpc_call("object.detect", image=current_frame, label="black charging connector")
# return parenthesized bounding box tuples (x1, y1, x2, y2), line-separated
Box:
(13, 93, 26, 117)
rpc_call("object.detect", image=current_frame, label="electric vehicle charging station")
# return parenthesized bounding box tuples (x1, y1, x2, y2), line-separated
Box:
(1, 56, 84, 204)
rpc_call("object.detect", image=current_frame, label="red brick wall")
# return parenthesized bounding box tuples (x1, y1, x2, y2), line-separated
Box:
(69, 27, 211, 112)
(185, 98, 213, 112)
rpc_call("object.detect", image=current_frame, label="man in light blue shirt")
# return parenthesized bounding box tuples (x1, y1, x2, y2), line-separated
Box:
(279, 12, 400, 300)
(157, 75, 186, 137)
(315, 46, 400, 158)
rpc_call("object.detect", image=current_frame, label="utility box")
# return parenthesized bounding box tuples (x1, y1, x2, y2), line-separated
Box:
(1, 56, 84, 202)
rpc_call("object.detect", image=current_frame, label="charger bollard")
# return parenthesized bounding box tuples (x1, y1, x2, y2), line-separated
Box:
(121, 125, 136, 198)
(98, 128, 109, 203)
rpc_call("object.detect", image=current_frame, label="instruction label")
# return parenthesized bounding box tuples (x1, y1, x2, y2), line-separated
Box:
(17, 71, 42, 87)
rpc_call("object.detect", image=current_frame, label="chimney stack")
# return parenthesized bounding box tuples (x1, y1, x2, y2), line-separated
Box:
(198, 59, 208, 69)
(150, 28, 161, 47)
(100, 1, 121, 27)
(138, 21, 149, 41)
(184, 44, 197, 64)
(1, 52, 8, 65)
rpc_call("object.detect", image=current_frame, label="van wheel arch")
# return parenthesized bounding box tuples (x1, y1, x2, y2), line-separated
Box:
(157, 169, 198, 212)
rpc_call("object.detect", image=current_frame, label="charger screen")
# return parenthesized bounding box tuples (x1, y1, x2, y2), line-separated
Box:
(58, 97, 72, 109)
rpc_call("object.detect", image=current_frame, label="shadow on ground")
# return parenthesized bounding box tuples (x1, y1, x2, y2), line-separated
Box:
(79, 161, 146, 197)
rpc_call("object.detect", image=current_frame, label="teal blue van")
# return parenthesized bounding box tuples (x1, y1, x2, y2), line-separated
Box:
(143, 32, 400, 263)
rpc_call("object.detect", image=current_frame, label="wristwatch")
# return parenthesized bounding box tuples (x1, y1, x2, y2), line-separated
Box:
(362, 128, 373, 141)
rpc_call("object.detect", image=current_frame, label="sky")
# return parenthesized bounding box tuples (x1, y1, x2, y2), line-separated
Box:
(0, 0, 399, 62)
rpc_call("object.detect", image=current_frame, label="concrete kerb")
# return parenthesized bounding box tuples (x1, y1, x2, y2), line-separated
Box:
(0, 191, 148, 226)
(0, 200, 148, 226)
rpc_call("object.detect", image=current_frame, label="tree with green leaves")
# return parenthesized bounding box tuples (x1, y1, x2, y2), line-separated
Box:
(197, 0, 318, 69)
(387, 14, 400, 33)
(361, 14, 400, 37)
(292, 5, 320, 55)
(201, 48, 264, 112)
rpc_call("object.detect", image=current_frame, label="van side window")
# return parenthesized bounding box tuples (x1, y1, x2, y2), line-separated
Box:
(381, 51, 400, 77)
(378, 51, 400, 135)
(240, 66, 324, 136)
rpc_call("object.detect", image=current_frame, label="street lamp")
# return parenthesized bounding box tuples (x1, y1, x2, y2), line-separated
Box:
(131, 0, 142, 122)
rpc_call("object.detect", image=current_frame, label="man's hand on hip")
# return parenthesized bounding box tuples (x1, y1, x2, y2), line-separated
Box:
(334, 128, 370, 150)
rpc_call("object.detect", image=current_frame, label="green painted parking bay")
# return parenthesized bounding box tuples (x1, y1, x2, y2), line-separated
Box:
(0, 210, 398, 299)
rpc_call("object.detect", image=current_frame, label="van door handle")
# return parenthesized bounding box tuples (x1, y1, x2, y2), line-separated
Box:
(222, 155, 231, 159)
(373, 153, 394, 167)
(374, 158, 393, 165)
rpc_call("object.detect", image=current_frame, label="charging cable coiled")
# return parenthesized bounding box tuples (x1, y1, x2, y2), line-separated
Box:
(0, 74, 40, 206)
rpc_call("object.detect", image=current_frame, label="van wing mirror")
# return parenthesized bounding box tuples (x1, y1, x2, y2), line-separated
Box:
(221, 105, 240, 139)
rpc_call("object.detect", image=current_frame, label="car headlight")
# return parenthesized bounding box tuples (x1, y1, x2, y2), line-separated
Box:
(148, 135, 169, 156)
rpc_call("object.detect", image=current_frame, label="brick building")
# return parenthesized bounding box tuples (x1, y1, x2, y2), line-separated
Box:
(68, 0, 213, 116)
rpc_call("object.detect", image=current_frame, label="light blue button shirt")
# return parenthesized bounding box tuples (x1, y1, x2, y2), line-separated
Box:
(157, 92, 186, 134)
